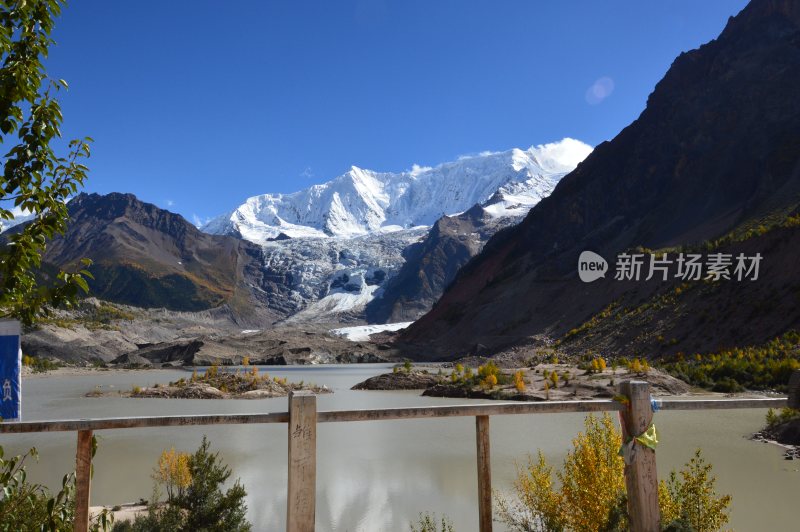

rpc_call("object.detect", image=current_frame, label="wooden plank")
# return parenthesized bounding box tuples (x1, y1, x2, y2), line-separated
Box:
(287, 391, 316, 532)
(657, 397, 787, 411)
(0, 397, 787, 435)
(0, 412, 289, 433)
(476, 415, 492, 532)
(619, 381, 660, 532)
(74, 429, 93, 532)
(318, 400, 624, 423)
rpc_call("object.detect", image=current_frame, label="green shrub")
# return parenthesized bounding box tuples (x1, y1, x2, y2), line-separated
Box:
(765, 407, 800, 427)
(660, 331, 800, 392)
(409, 512, 454, 532)
(22, 354, 61, 373)
(0, 445, 112, 531)
(710, 377, 743, 393)
(114, 436, 250, 532)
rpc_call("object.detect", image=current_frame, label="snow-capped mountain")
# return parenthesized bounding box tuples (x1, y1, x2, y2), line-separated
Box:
(203, 138, 592, 243)
(0, 209, 35, 233)
(203, 138, 592, 323)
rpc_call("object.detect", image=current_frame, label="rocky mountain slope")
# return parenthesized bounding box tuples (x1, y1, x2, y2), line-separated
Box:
(399, 0, 800, 360)
(32, 193, 289, 322)
(365, 205, 520, 323)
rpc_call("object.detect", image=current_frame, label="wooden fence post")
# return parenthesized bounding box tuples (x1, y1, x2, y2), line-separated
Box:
(619, 380, 660, 532)
(787, 370, 800, 409)
(476, 415, 492, 532)
(287, 391, 317, 532)
(74, 429, 93, 532)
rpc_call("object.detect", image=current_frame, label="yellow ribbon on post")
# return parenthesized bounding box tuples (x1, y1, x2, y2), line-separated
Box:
(634, 423, 659, 450)
(618, 423, 658, 464)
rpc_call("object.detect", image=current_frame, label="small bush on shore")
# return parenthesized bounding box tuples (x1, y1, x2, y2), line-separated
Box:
(113, 436, 250, 532)
(22, 354, 61, 373)
(765, 407, 800, 427)
(409, 512, 454, 532)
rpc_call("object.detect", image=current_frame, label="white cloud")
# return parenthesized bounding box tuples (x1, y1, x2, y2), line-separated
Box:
(300, 167, 314, 179)
(409, 163, 432, 176)
(192, 214, 212, 228)
(585, 76, 615, 105)
(527, 138, 594, 173)
(166, 199, 175, 207)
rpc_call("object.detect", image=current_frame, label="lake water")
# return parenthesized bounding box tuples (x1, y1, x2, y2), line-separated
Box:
(4, 364, 798, 531)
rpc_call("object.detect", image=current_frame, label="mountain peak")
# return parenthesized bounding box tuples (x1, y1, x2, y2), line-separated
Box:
(736, 0, 800, 26)
(203, 138, 592, 244)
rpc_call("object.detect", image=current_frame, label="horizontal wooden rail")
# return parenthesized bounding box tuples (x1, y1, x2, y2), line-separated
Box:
(0, 397, 787, 434)
(316, 399, 625, 422)
(0, 412, 290, 433)
(657, 397, 787, 410)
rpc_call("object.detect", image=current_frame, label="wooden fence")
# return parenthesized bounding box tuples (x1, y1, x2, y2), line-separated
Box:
(0, 383, 791, 532)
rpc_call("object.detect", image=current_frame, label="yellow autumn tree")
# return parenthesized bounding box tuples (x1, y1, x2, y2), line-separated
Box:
(153, 447, 192, 503)
(497, 416, 731, 532)
(558, 414, 625, 531)
(464, 366, 474, 381)
(497, 414, 624, 532)
(658, 450, 731, 531)
(514, 370, 526, 393)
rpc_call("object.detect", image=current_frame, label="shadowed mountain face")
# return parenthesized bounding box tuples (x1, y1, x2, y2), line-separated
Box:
(41, 193, 285, 320)
(365, 205, 519, 323)
(399, 0, 800, 359)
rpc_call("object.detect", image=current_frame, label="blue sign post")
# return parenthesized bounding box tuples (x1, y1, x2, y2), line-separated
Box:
(0, 320, 21, 421)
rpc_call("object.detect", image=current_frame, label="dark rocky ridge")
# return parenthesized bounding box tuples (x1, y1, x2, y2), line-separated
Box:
(399, 0, 800, 359)
(366, 205, 519, 323)
(39, 193, 291, 322)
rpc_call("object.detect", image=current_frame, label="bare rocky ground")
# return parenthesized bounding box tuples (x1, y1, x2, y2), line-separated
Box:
(22, 299, 398, 366)
(753, 418, 800, 460)
(351, 368, 442, 390)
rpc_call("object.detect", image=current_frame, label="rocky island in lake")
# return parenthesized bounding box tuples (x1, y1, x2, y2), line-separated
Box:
(88, 365, 330, 399)
(353, 359, 691, 401)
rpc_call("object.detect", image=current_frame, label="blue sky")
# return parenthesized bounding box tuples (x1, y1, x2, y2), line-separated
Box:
(45, 0, 749, 225)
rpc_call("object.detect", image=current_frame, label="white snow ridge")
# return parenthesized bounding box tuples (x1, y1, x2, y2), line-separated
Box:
(203, 138, 592, 244)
